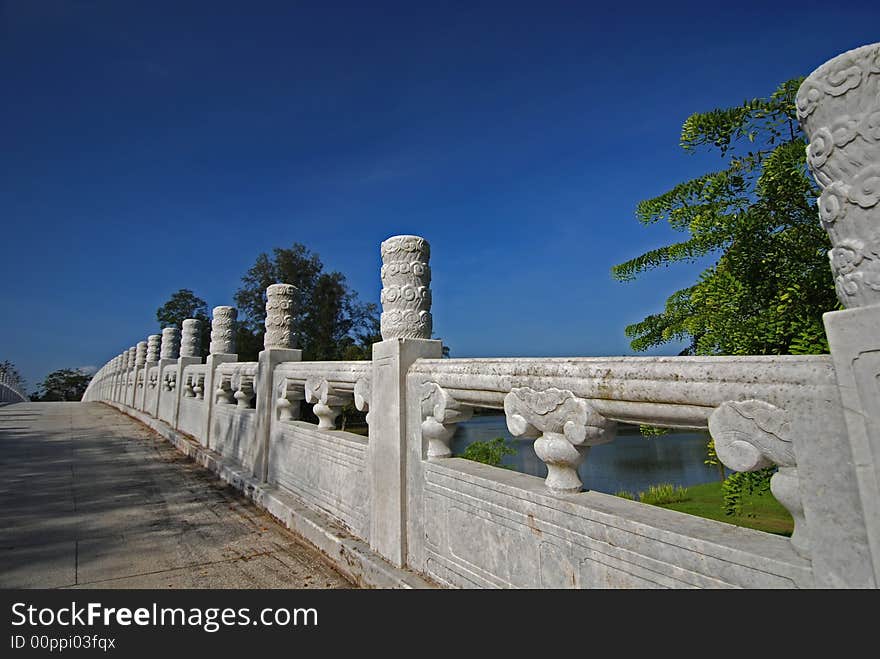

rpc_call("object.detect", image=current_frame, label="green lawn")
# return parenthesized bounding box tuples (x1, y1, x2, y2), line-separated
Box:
(646, 481, 794, 536)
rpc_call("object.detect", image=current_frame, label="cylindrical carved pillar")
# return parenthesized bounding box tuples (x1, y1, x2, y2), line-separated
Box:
(798, 42, 880, 308)
(180, 319, 201, 358)
(127, 346, 137, 368)
(380, 234, 432, 340)
(135, 341, 147, 367)
(264, 284, 296, 349)
(160, 327, 180, 360)
(146, 334, 161, 362)
(210, 306, 237, 354)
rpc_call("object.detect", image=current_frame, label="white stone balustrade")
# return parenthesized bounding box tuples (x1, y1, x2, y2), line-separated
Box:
(79, 45, 880, 589)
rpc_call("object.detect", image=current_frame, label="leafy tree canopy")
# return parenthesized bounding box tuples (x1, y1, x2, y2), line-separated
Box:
(233, 244, 381, 361)
(31, 368, 92, 402)
(156, 288, 211, 357)
(612, 78, 837, 356)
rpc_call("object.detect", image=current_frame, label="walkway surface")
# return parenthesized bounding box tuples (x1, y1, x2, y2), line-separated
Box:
(0, 402, 354, 589)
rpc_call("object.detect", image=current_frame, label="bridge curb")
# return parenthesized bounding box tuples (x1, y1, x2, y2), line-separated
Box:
(102, 402, 437, 589)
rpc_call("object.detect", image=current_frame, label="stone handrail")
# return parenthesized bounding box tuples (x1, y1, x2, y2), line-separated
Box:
(76, 42, 880, 589)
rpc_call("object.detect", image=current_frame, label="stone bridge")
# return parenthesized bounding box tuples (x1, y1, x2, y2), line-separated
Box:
(5, 43, 880, 588)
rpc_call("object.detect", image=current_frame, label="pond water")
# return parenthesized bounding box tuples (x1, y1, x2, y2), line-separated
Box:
(450, 414, 719, 495)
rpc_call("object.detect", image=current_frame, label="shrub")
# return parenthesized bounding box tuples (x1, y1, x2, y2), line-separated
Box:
(638, 483, 689, 505)
(459, 437, 516, 468)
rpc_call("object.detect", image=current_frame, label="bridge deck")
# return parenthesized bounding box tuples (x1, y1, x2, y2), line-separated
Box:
(0, 402, 354, 589)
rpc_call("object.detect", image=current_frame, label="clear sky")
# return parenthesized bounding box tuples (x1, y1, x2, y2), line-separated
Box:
(2, 0, 878, 392)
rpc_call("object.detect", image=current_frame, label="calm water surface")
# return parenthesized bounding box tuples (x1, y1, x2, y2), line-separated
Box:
(451, 414, 718, 495)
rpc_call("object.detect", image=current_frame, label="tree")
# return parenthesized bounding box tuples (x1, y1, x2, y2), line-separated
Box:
(156, 289, 211, 357)
(31, 369, 93, 401)
(612, 78, 837, 357)
(612, 78, 837, 514)
(233, 244, 381, 361)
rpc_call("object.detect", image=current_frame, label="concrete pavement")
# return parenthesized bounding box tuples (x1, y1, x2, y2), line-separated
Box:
(0, 402, 354, 589)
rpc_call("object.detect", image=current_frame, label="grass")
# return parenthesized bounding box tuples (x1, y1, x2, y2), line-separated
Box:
(616, 480, 794, 537)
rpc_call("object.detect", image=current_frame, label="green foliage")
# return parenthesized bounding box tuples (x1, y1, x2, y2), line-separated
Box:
(639, 424, 670, 437)
(703, 439, 727, 481)
(612, 78, 837, 356)
(233, 244, 380, 362)
(638, 483, 690, 505)
(31, 368, 93, 402)
(458, 437, 517, 468)
(156, 289, 211, 357)
(615, 483, 689, 505)
(722, 468, 774, 517)
(614, 78, 836, 513)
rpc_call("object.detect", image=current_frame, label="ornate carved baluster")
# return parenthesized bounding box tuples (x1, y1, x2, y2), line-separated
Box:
(215, 373, 234, 404)
(146, 334, 161, 363)
(504, 387, 616, 493)
(234, 374, 255, 408)
(354, 377, 371, 425)
(305, 377, 346, 430)
(183, 373, 195, 398)
(164, 372, 176, 391)
(708, 400, 808, 556)
(276, 378, 305, 421)
(160, 327, 180, 360)
(193, 374, 205, 400)
(420, 382, 472, 458)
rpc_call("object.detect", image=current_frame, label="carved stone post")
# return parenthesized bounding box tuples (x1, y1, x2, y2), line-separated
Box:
(140, 334, 161, 410)
(180, 319, 201, 358)
(130, 341, 147, 407)
(172, 320, 203, 427)
(125, 346, 136, 405)
(154, 328, 179, 418)
(371, 235, 442, 567)
(276, 378, 305, 421)
(799, 42, 880, 587)
(504, 387, 616, 493)
(203, 306, 238, 449)
(254, 285, 301, 481)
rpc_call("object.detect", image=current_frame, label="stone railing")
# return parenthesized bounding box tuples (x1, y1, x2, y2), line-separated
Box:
(81, 42, 880, 588)
(0, 371, 27, 404)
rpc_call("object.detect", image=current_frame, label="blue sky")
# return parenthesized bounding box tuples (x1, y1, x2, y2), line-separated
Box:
(2, 0, 878, 392)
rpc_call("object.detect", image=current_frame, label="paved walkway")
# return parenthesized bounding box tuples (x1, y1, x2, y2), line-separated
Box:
(0, 402, 354, 589)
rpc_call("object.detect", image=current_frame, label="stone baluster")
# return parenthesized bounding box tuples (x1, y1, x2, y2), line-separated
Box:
(215, 373, 234, 404)
(183, 373, 195, 398)
(276, 379, 305, 421)
(193, 374, 205, 400)
(354, 377, 371, 425)
(708, 401, 806, 554)
(798, 42, 880, 586)
(180, 319, 201, 358)
(234, 374, 256, 408)
(304, 377, 347, 430)
(504, 387, 616, 493)
(420, 382, 472, 458)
